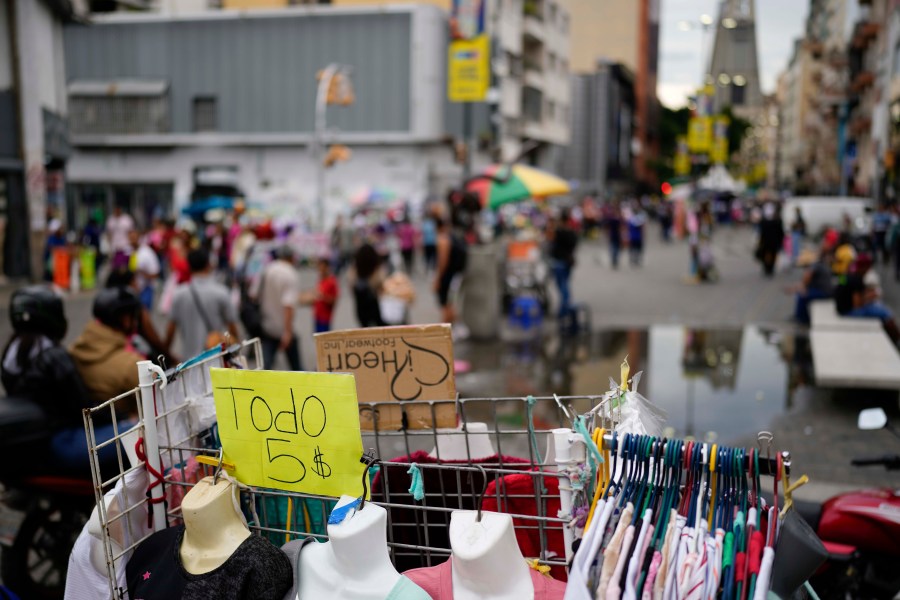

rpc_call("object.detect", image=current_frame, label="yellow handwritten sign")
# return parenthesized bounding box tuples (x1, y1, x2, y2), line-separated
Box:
(211, 368, 364, 498)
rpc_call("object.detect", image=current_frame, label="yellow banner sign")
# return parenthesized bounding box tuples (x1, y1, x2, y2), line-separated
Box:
(710, 116, 730, 164)
(687, 116, 712, 153)
(211, 368, 364, 497)
(448, 35, 490, 102)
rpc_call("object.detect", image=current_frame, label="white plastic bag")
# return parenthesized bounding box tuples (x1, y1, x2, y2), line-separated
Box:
(608, 371, 667, 438)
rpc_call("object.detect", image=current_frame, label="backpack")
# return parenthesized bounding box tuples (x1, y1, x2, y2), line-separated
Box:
(239, 278, 264, 339)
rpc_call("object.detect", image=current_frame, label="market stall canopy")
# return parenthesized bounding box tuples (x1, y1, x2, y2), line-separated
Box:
(697, 166, 746, 193)
(466, 164, 570, 209)
(181, 196, 238, 217)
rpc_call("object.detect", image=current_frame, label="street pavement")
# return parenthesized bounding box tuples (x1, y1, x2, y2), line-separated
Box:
(1, 223, 898, 501)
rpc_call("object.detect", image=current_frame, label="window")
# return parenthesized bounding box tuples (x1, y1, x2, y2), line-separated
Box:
(69, 80, 170, 135)
(192, 96, 218, 132)
(561, 14, 569, 33)
(547, 100, 556, 121)
(548, 52, 557, 72)
(561, 59, 568, 75)
(548, 2, 557, 24)
(731, 83, 746, 106)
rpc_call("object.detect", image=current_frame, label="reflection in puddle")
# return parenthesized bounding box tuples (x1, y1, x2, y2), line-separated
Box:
(455, 326, 801, 445)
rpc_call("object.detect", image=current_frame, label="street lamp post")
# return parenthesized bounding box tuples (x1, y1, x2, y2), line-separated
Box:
(679, 14, 715, 84)
(312, 63, 352, 232)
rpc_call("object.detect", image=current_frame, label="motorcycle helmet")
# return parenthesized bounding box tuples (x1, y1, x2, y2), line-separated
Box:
(9, 285, 67, 341)
(93, 287, 142, 331)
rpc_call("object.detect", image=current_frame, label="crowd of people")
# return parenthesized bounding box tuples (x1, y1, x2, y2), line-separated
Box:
(790, 214, 900, 344)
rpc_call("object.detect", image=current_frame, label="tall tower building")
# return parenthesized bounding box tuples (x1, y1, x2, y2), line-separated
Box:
(708, 0, 763, 117)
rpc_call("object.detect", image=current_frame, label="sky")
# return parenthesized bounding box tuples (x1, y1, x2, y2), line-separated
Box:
(658, 0, 809, 108)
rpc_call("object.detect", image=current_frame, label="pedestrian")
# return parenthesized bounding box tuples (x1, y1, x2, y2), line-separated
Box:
(351, 243, 386, 328)
(83, 216, 102, 258)
(44, 219, 66, 282)
(627, 203, 647, 267)
(257, 245, 302, 370)
(889, 207, 900, 282)
(547, 208, 578, 321)
(871, 204, 892, 265)
(847, 271, 900, 344)
(330, 215, 356, 275)
(70, 287, 143, 404)
(128, 230, 161, 310)
(166, 249, 239, 359)
(657, 201, 673, 242)
(310, 256, 339, 333)
(105, 268, 178, 365)
(605, 202, 623, 269)
(421, 212, 438, 272)
(397, 216, 417, 275)
(756, 203, 784, 277)
(105, 204, 135, 271)
(790, 247, 834, 324)
(434, 216, 467, 329)
(790, 206, 806, 267)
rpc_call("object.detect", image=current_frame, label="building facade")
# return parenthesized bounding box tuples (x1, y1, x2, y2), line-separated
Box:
(1, 0, 85, 279)
(562, 61, 635, 196)
(63, 5, 483, 228)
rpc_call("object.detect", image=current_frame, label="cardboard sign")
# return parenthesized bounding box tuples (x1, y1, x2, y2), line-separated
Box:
(210, 368, 364, 497)
(315, 324, 457, 430)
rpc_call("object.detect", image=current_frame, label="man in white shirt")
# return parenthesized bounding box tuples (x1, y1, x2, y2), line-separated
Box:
(106, 205, 135, 269)
(258, 245, 301, 370)
(129, 230, 160, 309)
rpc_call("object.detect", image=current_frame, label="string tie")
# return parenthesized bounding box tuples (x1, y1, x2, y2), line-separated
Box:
(135, 437, 166, 529)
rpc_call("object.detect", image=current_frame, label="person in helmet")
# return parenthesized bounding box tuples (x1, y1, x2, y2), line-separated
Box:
(69, 286, 144, 404)
(1, 286, 124, 474)
(1, 285, 91, 412)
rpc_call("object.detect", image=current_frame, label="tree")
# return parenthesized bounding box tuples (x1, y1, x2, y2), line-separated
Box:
(651, 106, 691, 183)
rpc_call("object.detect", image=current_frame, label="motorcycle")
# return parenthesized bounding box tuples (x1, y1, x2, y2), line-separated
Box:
(0, 395, 95, 600)
(797, 407, 900, 599)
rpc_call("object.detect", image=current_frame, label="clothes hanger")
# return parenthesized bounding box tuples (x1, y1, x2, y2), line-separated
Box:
(584, 428, 608, 531)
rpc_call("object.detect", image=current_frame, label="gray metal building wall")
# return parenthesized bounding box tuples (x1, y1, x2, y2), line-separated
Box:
(63, 11, 414, 134)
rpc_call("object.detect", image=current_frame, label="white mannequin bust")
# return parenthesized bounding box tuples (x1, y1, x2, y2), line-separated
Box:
(297, 495, 402, 599)
(179, 476, 251, 575)
(449, 510, 534, 600)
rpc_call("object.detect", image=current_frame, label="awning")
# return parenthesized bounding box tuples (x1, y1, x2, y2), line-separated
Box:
(68, 80, 168, 97)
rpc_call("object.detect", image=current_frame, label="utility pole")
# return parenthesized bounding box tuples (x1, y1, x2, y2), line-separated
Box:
(312, 64, 353, 232)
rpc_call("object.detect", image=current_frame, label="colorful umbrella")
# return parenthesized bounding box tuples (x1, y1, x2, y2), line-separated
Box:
(350, 186, 396, 207)
(466, 164, 570, 209)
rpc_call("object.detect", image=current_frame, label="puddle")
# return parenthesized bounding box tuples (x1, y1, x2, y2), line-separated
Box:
(455, 326, 802, 445)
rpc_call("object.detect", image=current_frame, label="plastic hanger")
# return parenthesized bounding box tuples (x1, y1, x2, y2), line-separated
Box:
(584, 427, 609, 530)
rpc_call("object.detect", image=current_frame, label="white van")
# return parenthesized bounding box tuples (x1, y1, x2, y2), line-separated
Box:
(781, 196, 873, 237)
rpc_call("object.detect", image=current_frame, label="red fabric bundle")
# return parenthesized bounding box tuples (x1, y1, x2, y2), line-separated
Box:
(481, 471, 566, 581)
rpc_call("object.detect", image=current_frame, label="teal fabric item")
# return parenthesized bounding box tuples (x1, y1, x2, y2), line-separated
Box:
(257, 495, 336, 546)
(407, 463, 425, 501)
(385, 576, 431, 600)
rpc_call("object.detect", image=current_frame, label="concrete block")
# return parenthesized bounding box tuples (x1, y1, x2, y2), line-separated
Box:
(811, 329, 900, 389)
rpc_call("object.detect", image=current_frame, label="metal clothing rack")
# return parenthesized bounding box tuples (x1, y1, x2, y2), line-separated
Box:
(82, 341, 620, 599)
